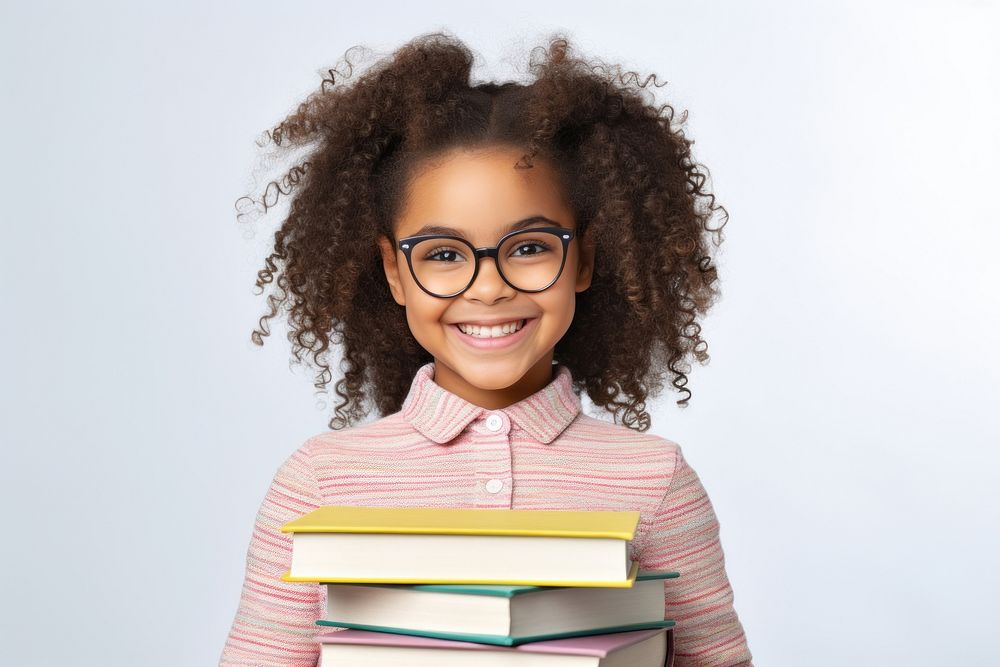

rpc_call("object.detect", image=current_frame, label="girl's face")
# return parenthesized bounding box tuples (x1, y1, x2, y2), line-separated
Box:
(378, 145, 594, 407)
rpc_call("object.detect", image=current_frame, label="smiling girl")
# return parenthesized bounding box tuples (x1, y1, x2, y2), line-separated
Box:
(379, 145, 592, 410)
(221, 32, 753, 667)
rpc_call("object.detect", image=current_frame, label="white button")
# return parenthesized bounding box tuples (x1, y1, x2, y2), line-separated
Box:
(485, 413, 503, 431)
(485, 479, 504, 493)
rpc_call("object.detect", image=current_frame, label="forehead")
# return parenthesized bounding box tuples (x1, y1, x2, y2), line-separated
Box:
(394, 146, 572, 241)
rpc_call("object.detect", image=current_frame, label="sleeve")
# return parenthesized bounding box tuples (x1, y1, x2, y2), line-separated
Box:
(639, 444, 754, 667)
(219, 441, 326, 667)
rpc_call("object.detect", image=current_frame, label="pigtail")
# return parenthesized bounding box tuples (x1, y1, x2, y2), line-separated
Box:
(237, 33, 490, 429)
(520, 36, 728, 429)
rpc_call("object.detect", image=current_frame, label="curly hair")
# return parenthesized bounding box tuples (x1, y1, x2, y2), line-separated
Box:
(236, 31, 728, 432)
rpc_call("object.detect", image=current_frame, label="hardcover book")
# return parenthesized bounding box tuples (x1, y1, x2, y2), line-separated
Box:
(316, 626, 674, 666)
(281, 505, 642, 586)
(316, 569, 679, 645)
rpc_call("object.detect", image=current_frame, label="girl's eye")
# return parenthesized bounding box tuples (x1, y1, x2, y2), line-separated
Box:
(424, 245, 467, 262)
(509, 239, 552, 257)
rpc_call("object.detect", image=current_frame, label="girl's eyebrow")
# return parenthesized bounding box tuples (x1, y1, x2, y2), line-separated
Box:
(407, 215, 565, 239)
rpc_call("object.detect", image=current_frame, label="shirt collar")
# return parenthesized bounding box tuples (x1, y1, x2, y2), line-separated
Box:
(400, 361, 582, 445)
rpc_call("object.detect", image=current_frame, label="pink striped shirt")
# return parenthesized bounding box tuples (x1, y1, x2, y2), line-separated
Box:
(220, 361, 753, 666)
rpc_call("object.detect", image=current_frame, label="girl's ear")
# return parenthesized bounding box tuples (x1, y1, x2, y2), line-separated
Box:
(377, 235, 407, 306)
(574, 231, 596, 293)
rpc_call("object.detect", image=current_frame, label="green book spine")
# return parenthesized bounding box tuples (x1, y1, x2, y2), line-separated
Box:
(313, 619, 676, 646)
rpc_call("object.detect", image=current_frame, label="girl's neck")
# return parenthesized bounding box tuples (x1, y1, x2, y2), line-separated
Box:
(432, 354, 556, 410)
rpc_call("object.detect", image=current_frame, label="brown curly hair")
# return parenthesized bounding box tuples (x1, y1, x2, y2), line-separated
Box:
(236, 31, 728, 432)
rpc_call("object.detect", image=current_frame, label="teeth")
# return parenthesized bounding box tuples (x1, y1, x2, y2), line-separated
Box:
(457, 319, 526, 338)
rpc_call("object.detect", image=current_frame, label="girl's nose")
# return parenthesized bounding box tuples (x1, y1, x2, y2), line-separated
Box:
(463, 256, 515, 303)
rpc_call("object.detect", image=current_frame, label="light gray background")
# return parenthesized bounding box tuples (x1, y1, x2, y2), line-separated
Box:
(2, 1, 997, 665)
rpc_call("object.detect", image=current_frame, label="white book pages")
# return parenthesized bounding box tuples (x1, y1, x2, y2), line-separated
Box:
(327, 585, 513, 634)
(292, 532, 629, 582)
(323, 579, 666, 636)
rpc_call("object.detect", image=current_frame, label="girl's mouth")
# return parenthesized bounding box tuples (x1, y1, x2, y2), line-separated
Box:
(448, 318, 537, 350)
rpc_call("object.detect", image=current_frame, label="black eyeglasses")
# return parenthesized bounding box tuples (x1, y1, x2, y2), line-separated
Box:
(396, 226, 576, 298)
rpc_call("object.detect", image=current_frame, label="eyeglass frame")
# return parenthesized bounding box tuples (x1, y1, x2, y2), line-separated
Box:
(395, 226, 576, 299)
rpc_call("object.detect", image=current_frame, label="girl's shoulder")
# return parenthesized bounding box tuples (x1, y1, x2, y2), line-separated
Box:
(569, 412, 684, 454)
(301, 410, 415, 453)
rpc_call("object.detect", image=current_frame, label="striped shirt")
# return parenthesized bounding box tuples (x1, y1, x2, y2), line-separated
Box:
(219, 361, 753, 666)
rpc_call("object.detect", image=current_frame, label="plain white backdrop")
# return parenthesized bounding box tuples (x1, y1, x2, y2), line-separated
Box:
(2, 1, 997, 665)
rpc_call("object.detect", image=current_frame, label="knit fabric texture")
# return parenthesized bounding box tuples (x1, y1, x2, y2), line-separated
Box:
(219, 361, 753, 666)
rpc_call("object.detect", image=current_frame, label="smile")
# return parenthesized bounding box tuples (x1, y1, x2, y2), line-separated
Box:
(455, 319, 527, 338)
(448, 317, 538, 350)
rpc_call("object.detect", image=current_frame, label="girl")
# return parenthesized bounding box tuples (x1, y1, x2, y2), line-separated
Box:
(221, 32, 752, 667)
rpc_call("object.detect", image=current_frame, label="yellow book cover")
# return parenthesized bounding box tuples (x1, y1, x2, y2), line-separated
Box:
(281, 505, 640, 539)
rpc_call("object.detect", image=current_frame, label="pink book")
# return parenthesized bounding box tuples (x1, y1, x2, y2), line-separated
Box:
(317, 627, 675, 666)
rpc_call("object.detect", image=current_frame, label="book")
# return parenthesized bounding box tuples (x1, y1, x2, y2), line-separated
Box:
(281, 505, 641, 586)
(316, 626, 674, 666)
(315, 569, 679, 646)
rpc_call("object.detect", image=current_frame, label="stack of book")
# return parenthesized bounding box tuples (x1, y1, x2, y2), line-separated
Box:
(281, 505, 679, 666)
